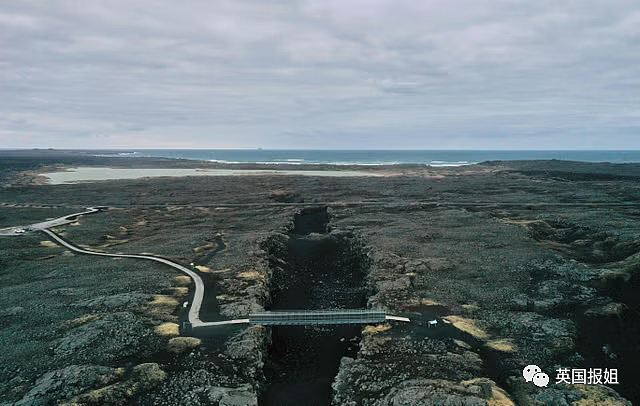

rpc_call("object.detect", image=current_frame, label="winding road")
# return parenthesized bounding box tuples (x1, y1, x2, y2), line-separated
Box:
(4, 207, 410, 328)
(0, 207, 242, 328)
(39, 228, 227, 327)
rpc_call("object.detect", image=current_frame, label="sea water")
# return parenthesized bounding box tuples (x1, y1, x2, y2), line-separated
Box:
(102, 150, 640, 166)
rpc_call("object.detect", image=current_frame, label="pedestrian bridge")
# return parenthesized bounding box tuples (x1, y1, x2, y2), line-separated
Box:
(194, 309, 410, 328)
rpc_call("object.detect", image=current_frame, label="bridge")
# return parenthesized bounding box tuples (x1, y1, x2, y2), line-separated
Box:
(193, 309, 410, 327)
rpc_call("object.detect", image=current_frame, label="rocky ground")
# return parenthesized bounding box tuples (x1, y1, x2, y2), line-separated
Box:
(1, 154, 639, 405)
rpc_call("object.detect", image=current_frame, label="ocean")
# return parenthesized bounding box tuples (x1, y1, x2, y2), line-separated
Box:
(107, 150, 640, 166)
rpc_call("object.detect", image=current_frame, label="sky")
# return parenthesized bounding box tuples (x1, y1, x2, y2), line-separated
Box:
(0, 0, 639, 149)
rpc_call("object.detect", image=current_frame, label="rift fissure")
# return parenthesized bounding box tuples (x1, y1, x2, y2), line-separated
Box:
(259, 207, 372, 406)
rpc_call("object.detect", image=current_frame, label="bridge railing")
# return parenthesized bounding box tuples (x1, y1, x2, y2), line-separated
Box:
(248, 309, 388, 326)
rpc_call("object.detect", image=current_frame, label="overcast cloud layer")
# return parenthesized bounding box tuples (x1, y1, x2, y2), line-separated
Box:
(1, 0, 638, 149)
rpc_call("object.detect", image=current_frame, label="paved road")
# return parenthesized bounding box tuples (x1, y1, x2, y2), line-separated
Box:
(0, 207, 236, 327)
(40, 228, 230, 328)
(0, 207, 102, 236)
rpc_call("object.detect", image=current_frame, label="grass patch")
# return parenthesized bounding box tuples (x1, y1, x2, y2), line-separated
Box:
(237, 271, 264, 280)
(173, 276, 191, 287)
(154, 323, 180, 337)
(362, 324, 391, 334)
(488, 384, 516, 406)
(444, 315, 489, 341)
(485, 339, 518, 353)
(145, 295, 179, 320)
(167, 337, 201, 353)
(195, 265, 211, 273)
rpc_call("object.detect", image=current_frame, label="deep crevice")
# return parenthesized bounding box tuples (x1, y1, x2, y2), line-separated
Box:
(259, 207, 371, 406)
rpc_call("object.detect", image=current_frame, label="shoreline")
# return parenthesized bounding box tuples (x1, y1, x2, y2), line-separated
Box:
(3, 149, 640, 187)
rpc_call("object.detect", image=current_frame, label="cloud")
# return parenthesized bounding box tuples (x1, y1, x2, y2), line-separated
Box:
(0, 0, 638, 149)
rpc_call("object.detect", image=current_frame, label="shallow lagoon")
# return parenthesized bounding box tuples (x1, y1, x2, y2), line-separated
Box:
(42, 167, 381, 184)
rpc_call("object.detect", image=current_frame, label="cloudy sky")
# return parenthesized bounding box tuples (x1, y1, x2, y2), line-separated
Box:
(1, 0, 638, 149)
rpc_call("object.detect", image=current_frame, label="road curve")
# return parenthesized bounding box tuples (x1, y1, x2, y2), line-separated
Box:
(41, 228, 224, 328)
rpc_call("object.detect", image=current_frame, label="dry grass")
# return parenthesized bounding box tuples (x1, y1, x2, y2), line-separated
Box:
(173, 276, 191, 287)
(500, 218, 551, 232)
(154, 322, 180, 336)
(145, 295, 179, 320)
(421, 299, 444, 306)
(149, 295, 179, 306)
(238, 271, 265, 280)
(453, 339, 472, 349)
(486, 339, 518, 353)
(195, 265, 212, 273)
(166, 287, 189, 298)
(212, 268, 233, 274)
(192, 242, 216, 253)
(167, 337, 201, 353)
(64, 314, 100, 328)
(488, 385, 516, 406)
(216, 294, 233, 302)
(362, 324, 391, 334)
(443, 316, 489, 341)
(40, 240, 58, 248)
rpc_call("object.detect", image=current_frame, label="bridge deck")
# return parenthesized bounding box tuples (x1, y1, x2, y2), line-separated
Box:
(249, 309, 389, 326)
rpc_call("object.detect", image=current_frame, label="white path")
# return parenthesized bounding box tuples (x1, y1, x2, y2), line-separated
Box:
(40, 228, 247, 327)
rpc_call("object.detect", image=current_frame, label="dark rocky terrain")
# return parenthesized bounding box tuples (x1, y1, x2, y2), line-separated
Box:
(1, 152, 639, 405)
